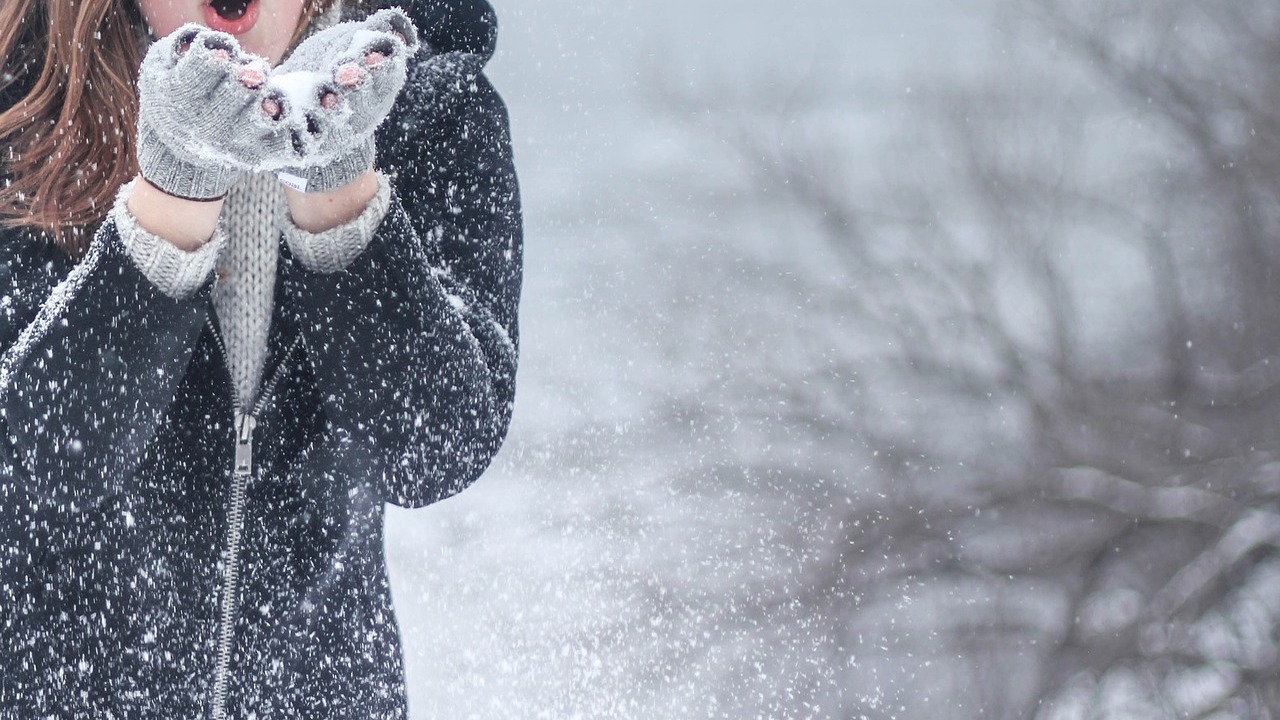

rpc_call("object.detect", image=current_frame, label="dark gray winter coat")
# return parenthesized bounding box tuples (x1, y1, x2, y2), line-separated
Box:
(0, 1, 521, 717)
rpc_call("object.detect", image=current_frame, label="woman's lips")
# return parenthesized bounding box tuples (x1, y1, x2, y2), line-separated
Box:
(203, 0, 260, 35)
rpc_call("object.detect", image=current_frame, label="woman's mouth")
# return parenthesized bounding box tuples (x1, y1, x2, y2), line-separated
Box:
(203, 0, 260, 35)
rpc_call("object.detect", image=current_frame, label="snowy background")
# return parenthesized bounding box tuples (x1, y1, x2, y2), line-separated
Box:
(386, 1, 1280, 718)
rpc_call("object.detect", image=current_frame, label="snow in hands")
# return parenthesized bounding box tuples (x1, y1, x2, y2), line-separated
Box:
(135, 8, 419, 199)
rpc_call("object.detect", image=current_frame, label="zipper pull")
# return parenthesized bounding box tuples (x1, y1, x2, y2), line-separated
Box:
(234, 412, 257, 476)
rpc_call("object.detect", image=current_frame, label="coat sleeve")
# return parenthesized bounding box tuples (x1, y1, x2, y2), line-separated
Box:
(281, 57, 523, 509)
(0, 222, 213, 509)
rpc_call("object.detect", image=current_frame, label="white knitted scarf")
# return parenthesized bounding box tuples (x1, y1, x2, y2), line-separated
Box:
(214, 172, 284, 405)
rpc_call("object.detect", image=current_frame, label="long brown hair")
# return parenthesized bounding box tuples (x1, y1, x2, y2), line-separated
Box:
(0, 0, 339, 256)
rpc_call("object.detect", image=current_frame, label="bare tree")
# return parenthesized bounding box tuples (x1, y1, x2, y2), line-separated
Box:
(614, 1, 1280, 717)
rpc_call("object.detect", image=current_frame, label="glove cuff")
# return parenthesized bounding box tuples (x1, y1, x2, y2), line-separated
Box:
(136, 119, 241, 200)
(283, 139, 375, 194)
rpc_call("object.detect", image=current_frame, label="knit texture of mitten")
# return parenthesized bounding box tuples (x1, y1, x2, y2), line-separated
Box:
(268, 8, 420, 193)
(136, 25, 291, 199)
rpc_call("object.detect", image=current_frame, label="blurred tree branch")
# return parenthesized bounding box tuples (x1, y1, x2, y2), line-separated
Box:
(627, 0, 1280, 717)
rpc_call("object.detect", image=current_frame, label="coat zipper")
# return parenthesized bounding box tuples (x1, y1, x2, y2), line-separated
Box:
(206, 318, 303, 720)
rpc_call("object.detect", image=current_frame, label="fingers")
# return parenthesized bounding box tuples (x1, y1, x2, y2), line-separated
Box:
(138, 12, 418, 170)
(152, 25, 271, 97)
(332, 8, 419, 82)
(175, 27, 237, 67)
(324, 45, 394, 91)
(290, 11, 417, 153)
(261, 96, 285, 120)
(365, 7, 420, 54)
(141, 25, 284, 145)
(334, 62, 366, 89)
(157, 24, 206, 65)
(238, 66, 266, 89)
(281, 10, 420, 173)
(257, 70, 326, 161)
(337, 31, 411, 71)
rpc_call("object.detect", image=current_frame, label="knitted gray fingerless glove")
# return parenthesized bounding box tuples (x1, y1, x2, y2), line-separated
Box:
(136, 25, 291, 200)
(266, 8, 420, 193)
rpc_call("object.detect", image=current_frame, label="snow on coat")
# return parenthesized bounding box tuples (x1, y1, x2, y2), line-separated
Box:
(0, 1, 522, 717)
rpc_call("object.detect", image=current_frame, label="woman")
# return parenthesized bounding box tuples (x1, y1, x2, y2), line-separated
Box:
(0, 0, 521, 717)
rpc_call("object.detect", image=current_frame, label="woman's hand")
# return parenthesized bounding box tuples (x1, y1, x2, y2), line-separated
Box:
(134, 25, 289, 201)
(126, 11, 420, 243)
(266, 8, 420, 195)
